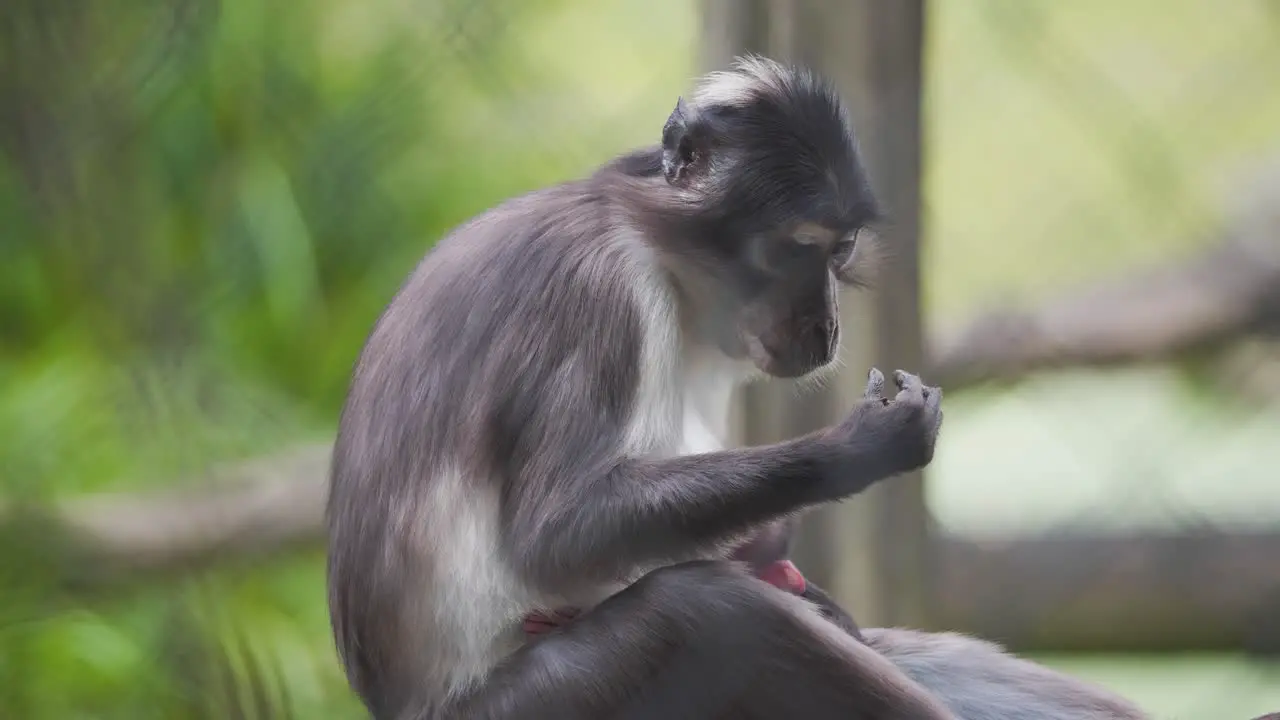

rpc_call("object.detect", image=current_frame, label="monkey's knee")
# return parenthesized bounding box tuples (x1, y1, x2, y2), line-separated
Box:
(633, 559, 747, 589)
(618, 560, 820, 648)
(628, 560, 780, 609)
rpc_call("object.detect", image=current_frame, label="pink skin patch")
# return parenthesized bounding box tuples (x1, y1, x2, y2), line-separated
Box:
(521, 607, 582, 636)
(754, 559, 807, 594)
(521, 560, 807, 638)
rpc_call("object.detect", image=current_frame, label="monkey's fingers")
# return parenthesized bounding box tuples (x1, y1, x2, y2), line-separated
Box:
(926, 386, 947, 415)
(864, 367, 886, 401)
(892, 370, 925, 404)
(925, 386, 943, 425)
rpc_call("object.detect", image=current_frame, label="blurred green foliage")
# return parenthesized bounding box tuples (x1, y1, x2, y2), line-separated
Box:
(924, 1, 1280, 320)
(0, 0, 699, 715)
(2, 0, 561, 419)
(1, 0, 1279, 717)
(0, 0, 680, 716)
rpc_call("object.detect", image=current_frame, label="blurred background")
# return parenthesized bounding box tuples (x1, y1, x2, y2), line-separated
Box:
(2, 0, 1279, 718)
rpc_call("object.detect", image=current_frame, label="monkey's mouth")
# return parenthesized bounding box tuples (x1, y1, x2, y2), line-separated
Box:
(741, 332, 834, 379)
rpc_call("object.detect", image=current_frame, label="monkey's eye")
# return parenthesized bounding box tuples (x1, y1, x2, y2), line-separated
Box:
(830, 229, 863, 268)
(831, 238, 855, 264)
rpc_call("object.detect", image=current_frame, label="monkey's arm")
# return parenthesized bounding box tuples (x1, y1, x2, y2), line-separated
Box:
(507, 370, 937, 591)
(509, 432, 846, 588)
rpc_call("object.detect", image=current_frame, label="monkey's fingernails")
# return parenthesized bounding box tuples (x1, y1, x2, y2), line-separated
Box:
(893, 370, 923, 391)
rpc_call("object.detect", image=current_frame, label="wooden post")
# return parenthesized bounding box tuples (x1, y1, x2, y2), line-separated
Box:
(700, 0, 770, 70)
(701, 0, 932, 629)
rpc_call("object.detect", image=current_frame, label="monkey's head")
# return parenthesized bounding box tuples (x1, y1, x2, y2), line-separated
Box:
(656, 55, 881, 379)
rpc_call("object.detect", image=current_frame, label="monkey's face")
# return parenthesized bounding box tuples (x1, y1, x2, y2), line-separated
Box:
(720, 222, 866, 379)
(663, 126, 878, 380)
(656, 56, 881, 378)
(683, 135, 876, 379)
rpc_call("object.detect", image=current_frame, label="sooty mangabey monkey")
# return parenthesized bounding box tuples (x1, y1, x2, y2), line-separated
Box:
(326, 55, 1149, 720)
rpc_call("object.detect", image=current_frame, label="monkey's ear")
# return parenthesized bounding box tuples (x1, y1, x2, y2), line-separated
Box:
(661, 97, 706, 186)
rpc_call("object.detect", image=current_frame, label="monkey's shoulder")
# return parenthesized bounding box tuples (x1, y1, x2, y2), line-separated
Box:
(432, 181, 622, 256)
(348, 179, 664, 453)
(403, 183, 646, 311)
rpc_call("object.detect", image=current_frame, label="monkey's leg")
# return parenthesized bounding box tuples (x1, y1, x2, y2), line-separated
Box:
(730, 518, 864, 640)
(863, 628, 1149, 720)
(520, 559, 862, 642)
(798, 581, 864, 640)
(447, 561, 954, 720)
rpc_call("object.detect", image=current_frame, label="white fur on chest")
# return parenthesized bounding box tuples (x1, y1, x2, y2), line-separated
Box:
(618, 243, 749, 460)
(623, 331, 746, 459)
(675, 352, 741, 455)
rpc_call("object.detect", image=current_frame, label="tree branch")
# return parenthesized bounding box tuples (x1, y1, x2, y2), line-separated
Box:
(1, 445, 330, 590)
(932, 529, 1280, 655)
(928, 166, 1280, 389)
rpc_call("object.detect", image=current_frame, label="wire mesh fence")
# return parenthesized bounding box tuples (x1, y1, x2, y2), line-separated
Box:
(925, 0, 1280, 535)
(1, 0, 1278, 718)
(921, 4, 1280, 717)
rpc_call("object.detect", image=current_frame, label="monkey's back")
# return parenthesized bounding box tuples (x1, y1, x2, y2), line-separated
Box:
(325, 180, 657, 714)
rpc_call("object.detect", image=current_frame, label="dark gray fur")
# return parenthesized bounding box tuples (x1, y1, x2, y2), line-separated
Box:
(865, 629, 1149, 720)
(326, 55, 1148, 720)
(728, 519, 1150, 719)
(728, 518, 865, 638)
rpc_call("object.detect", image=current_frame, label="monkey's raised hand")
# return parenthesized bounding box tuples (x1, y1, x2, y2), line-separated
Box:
(820, 368, 943, 493)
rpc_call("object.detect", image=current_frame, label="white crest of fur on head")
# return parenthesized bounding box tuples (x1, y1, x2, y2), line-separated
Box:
(694, 54, 793, 108)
